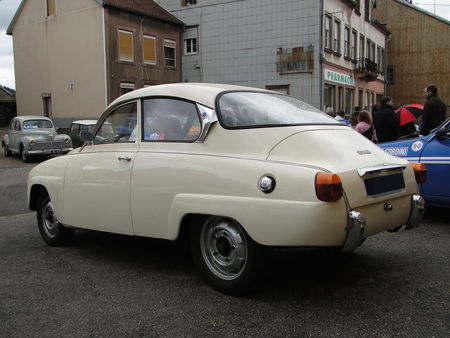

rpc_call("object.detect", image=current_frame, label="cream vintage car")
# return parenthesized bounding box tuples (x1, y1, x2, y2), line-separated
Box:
(27, 83, 426, 295)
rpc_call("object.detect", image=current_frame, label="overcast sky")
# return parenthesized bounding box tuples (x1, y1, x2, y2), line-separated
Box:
(1, 0, 449, 89)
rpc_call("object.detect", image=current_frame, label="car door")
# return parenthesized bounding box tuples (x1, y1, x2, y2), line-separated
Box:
(9, 119, 20, 151)
(62, 101, 139, 235)
(131, 97, 202, 239)
(419, 121, 450, 204)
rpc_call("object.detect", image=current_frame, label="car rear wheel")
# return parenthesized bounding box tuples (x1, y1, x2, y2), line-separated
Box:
(190, 216, 265, 296)
(37, 192, 74, 246)
(20, 145, 30, 162)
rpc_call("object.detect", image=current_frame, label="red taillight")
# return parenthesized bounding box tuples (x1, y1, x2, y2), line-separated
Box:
(411, 163, 427, 184)
(315, 173, 343, 202)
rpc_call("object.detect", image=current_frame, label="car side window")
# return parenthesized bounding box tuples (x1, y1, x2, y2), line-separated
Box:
(94, 102, 137, 144)
(70, 124, 80, 133)
(15, 121, 21, 131)
(142, 98, 200, 142)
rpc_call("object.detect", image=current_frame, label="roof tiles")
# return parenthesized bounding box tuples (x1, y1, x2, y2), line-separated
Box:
(101, 0, 184, 25)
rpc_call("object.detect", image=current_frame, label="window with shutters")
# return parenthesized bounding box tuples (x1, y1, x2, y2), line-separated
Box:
(182, 0, 197, 6)
(333, 19, 341, 54)
(120, 82, 135, 96)
(164, 39, 176, 67)
(359, 34, 365, 59)
(184, 27, 198, 55)
(47, 0, 56, 16)
(351, 29, 357, 60)
(143, 35, 156, 65)
(344, 26, 350, 58)
(118, 29, 134, 62)
(324, 15, 332, 51)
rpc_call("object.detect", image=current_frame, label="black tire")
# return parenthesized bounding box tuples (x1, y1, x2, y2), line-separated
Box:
(3, 143, 11, 157)
(190, 216, 266, 296)
(36, 192, 74, 246)
(20, 145, 30, 163)
(387, 225, 402, 233)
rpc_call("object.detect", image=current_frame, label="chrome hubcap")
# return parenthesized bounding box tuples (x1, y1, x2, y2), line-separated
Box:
(200, 217, 247, 280)
(42, 201, 58, 238)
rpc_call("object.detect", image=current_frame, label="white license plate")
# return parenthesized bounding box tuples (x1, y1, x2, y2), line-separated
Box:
(44, 149, 62, 154)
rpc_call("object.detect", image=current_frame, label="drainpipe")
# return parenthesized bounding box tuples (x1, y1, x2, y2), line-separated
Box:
(319, 0, 324, 110)
(199, 9, 203, 82)
(384, 33, 390, 96)
(384, 1, 389, 96)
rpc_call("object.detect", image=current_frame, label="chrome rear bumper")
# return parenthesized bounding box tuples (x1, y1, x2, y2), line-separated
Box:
(342, 194, 424, 253)
(404, 195, 425, 230)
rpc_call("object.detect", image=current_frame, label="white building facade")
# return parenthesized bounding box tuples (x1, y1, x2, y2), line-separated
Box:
(155, 0, 388, 112)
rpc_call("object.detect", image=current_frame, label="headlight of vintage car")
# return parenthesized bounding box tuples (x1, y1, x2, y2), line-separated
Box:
(29, 139, 37, 146)
(64, 137, 71, 144)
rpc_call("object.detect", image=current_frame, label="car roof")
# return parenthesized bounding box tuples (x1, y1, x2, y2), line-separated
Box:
(71, 120, 98, 125)
(14, 115, 52, 122)
(109, 83, 274, 109)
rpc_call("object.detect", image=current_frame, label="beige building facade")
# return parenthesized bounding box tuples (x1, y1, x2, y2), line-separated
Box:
(7, 0, 183, 127)
(374, 0, 450, 107)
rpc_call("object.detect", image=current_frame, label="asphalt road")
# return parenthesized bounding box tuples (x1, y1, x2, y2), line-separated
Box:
(0, 158, 449, 337)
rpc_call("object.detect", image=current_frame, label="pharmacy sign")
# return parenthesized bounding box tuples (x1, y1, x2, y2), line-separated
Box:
(324, 69, 355, 86)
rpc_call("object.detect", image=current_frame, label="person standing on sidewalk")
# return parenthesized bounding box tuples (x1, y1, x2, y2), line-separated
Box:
(373, 96, 398, 143)
(356, 110, 377, 143)
(420, 85, 447, 136)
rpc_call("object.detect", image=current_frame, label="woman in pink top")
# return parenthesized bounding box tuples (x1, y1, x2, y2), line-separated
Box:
(355, 110, 377, 143)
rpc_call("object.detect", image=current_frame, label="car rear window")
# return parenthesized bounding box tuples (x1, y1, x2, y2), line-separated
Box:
(23, 120, 53, 129)
(217, 92, 340, 128)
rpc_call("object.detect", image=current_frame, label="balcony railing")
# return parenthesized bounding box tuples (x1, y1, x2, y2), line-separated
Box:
(356, 57, 378, 74)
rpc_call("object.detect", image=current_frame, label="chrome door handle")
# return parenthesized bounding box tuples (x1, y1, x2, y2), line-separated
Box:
(118, 156, 132, 162)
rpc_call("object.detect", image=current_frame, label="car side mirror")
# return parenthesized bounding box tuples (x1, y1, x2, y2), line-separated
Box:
(80, 130, 93, 142)
(435, 127, 448, 140)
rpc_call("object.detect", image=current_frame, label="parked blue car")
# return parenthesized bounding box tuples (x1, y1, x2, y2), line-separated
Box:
(379, 118, 450, 207)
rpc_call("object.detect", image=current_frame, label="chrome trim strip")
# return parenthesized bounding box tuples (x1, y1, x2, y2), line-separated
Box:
(357, 164, 407, 177)
(195, 104, 217, 143)
(85, 148, 326, 171)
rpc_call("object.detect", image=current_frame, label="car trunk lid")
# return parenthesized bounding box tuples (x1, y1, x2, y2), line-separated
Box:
(267, 127, 417, 208)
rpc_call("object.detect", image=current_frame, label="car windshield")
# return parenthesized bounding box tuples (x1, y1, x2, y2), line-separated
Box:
(218, 92, 340, 128)
(23, 120, 53, 129)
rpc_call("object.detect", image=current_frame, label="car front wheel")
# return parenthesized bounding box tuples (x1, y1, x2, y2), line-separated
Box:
(20, 145, 30, 162)
(190, 216, 265, 296)
(37, 192, 74, 246)
(3, 144, 11, 156)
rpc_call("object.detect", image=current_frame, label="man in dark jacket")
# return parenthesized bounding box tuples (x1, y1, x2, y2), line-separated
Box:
(420, 85, 447, 135)
(373, 96, 398, 143)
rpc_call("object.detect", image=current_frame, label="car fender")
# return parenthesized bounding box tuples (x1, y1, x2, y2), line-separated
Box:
(168, 193, 348, 247)
(55, 134, 73, 148)
(28, 156, 72, 221)
(19, 135, 36, 152)
(2, 134, 9, 147)
(54, 133, 70, 141)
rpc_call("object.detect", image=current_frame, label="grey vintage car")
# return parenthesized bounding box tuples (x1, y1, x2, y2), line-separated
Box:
(2, 116, 73, 162)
